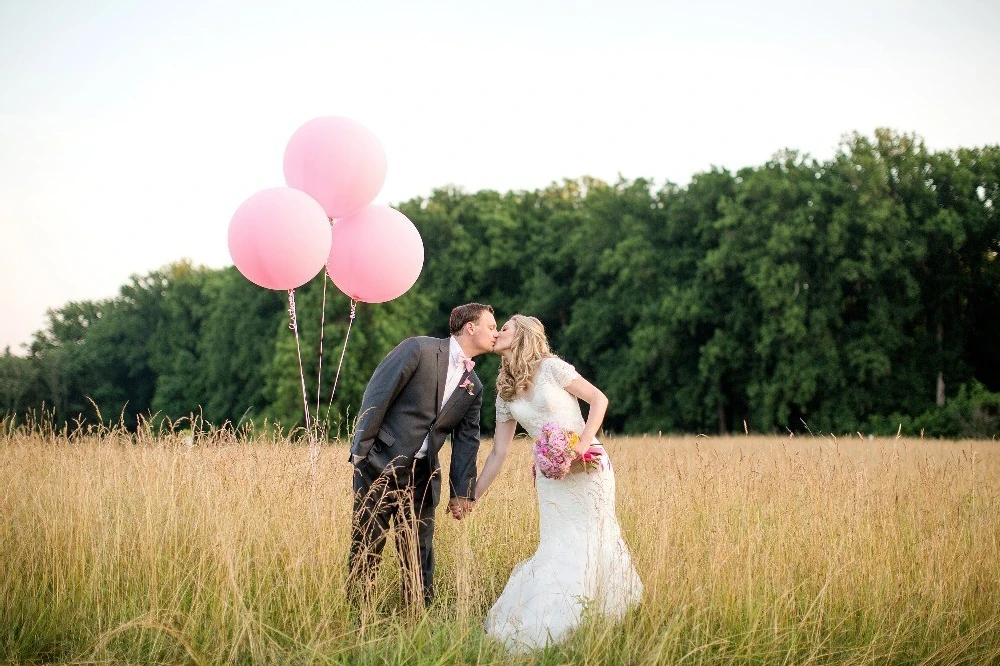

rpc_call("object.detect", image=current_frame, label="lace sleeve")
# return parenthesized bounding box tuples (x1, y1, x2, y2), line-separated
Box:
(546, 357, 581, 387)
(495, 395, 513, 423)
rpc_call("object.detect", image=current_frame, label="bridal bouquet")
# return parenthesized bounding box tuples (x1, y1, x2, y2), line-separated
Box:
(532, 421, 604, 480)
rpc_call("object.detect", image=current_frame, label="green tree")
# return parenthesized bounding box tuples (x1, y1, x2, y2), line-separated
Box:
(195, 267, 286, 426)
(147, 261, 216, 420)
(0, 348, 40, 418)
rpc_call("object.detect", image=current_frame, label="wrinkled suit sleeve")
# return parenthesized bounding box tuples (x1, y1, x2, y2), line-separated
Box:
(449, 383, 481, 500)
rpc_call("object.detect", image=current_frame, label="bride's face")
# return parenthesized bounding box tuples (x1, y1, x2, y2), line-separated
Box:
(493, 319, 516, 354)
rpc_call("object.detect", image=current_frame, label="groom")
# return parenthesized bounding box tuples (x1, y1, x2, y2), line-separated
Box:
(348, 302, 498, 607)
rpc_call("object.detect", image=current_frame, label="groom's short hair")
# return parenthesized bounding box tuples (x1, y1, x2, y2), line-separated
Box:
(450, 303, 494, 335)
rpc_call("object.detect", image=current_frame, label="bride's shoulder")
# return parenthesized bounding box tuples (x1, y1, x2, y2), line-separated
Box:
(537, 355, 564, 369)
(534, 355, 560, 374)
(539, 356, 579, 384)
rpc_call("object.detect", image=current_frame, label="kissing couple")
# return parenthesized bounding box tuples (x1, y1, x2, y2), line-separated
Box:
(348, 303, 642, 653)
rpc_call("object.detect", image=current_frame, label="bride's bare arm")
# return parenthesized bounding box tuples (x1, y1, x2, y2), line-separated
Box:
(474, 419, 517, 500)
(565, 377, 608, 454)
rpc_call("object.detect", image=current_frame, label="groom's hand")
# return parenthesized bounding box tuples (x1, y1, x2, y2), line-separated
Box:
(448, 497, 475, 520)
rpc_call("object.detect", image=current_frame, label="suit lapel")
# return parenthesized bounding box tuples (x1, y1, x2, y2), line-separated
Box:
(439, 369, 475, 420)
(435, 338, 448, 413)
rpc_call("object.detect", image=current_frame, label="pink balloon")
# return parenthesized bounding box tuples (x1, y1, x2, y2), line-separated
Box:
(327, 206, 424, 303)
(228, 188, 332, 290)
(283, 117, 387, 219)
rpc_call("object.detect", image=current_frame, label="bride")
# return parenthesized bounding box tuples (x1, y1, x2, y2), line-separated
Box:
(471, 314, 643, 652)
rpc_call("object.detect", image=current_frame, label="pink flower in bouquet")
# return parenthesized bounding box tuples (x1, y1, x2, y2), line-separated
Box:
(532, 421, 582, 480)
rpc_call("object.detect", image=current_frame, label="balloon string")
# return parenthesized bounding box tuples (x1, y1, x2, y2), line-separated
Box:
(326, 298, 359, 424)
(315, 272, 329, 419)
(288, 289, 315, 446)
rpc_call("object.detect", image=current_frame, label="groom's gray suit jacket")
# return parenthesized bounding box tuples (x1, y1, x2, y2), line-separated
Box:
(349, 336, 482, 505)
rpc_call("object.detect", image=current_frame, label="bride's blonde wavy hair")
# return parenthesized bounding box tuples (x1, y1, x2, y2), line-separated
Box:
(496, 315, 556, 402)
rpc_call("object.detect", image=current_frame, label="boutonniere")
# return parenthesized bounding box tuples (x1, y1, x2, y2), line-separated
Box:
(459, 378, 475, 396)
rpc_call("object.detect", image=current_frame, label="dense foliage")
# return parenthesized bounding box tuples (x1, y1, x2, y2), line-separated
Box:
(3, 130, 998, 437)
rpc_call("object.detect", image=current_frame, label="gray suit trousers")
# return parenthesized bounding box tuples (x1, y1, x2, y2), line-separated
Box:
(349, 455, 437, 606)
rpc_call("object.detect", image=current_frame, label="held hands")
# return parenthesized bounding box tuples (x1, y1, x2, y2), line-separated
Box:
(448, 497, 475, 520)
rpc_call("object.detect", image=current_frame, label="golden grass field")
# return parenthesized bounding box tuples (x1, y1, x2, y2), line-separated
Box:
(1, 425, 998, 665)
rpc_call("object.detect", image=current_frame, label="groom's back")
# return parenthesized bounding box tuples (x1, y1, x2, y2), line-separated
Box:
(369, 336, 445, 454)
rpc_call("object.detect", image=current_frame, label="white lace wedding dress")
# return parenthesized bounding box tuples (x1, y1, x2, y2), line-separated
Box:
(484, 357, 643, 653)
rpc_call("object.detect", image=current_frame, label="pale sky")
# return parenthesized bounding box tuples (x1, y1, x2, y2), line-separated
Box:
(2, 0, 998, 352)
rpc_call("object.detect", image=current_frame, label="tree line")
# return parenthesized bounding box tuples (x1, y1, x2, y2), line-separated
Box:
(3, 129, 998, 438)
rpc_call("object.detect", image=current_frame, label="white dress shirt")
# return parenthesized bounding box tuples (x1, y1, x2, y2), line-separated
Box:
(414, 336, 469, 459)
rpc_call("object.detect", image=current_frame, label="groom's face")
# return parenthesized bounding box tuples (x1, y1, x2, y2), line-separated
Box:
(466, 311, 499, 355)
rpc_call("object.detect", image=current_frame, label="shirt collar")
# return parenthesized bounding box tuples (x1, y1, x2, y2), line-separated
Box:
(449, 336, 463, 366)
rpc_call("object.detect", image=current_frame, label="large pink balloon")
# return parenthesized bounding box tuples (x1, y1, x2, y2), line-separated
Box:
(228, 188, 332, 290)
(327, 206, 424, 303)
(283, 117, 387, 219)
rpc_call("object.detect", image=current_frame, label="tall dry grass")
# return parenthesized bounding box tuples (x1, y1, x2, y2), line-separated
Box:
(1, 422, 998, 665)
